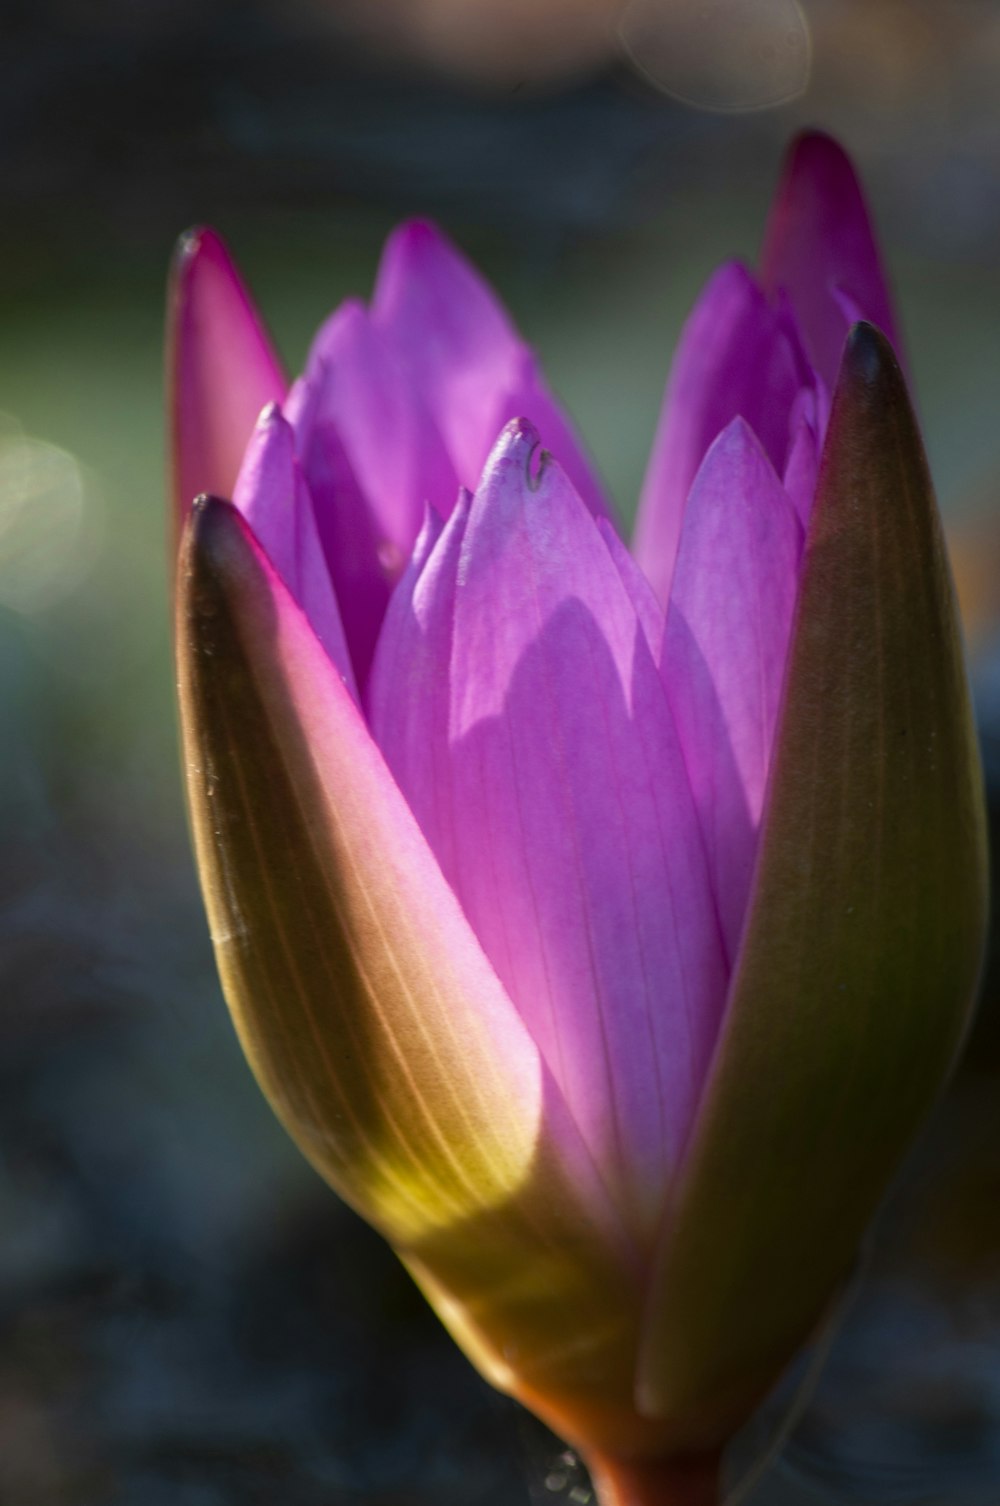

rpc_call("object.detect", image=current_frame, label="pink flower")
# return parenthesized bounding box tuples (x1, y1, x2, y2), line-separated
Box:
(169, 134, 986, 1494)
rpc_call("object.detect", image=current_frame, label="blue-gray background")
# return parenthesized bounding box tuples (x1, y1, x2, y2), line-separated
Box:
(2, 3, 1000, 1502)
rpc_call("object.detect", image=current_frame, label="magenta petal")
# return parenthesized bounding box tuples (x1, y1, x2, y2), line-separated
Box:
(597, 518, 665, 664)
(168, 227, 286, 538)
(440, 421, 726, 1233)
(232, 405, 357, 700)
(761, 132, 902, 391)
(284, 355, 399, 692)
(663, 418, 803, 964)
(367, 496, 465, 888)
(373, 220, 611, 522)
(294, 298, 458, 548)
(488, 350, 613, 524)
(782, 385, 824, 526)
(632, 261, 805, 605)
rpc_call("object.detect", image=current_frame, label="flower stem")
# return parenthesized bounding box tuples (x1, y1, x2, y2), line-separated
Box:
(586, 1450, 722, 1506)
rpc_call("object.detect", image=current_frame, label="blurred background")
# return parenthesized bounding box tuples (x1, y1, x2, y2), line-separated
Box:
(3, 1, 1000, 1502)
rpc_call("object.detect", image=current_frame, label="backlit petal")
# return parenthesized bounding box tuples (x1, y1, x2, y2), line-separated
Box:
(632, 262, 805, 604)
(168, 227, 286, 540)
(663, 418, 803, 964)
(293, 297, 458, 548)
(440, 421, 726, 1234)
(374, 220, 611, 521)
(233, 404, 357, 699)
(177, 494, 649, 1448)
(637, 326, 986, 1429)
(761, 132, 902, 390)
(367, 496, 463, 889)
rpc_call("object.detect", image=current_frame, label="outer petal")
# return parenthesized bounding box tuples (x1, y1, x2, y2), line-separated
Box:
(232, 404, 357, 700)
(761, 132, 902, 391)
(632, 262, 806, 604)
(439, 421, 727, 1235)
(373, 220, 612, 523)
(167, 227, 286, 540)
(663, 419, 803, 963)
(637, 327, 987, 1438)
(176, 495, 669, 1458)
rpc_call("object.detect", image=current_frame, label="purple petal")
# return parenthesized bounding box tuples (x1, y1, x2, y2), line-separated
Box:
(632, 261, 805, 605)
(181, 495, 641, 1416)
(436, 420, 726, 1234)
(177, 494, 548, 1235)
(232, 404, 357, 700)
(636, 324, 985, 1425)
(781, 384, 824, 526)
(597, 517, 665, 665)
(663, 418, 803, 964)
(373, 220, 612, 522)
(167, 227, 286, 540)
(367, 496, 465, 890)
(761, 132, 902, 391)
(283, 351, 397, 692)
(293, 297, 458, 548)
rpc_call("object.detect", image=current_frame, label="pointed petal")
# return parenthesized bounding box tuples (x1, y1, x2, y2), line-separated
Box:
(167, 227, 286, 540)
(178, 492, 542, 1236)
(374, 220, 611, 522)
(663, 419, 803, 962)
(440, 421, 726, 1234)
(781, 384, 823, 525)
(284, 367, 392, 693)
(761, 132, 902, 391)
(637, 326, 987, 1429)
(597, 518, 665, 665)
(632, 262, 805, 604)
(367, 495, 464, 889)
(295, 297, 458, 549)
(491, 349, 614, 525)
(233, 404, 357, 699)
(177, 494, 652, 1449)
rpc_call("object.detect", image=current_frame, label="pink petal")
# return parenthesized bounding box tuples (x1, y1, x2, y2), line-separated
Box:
(232, 404, 357, 701)
(180, 496, 636, 1385)
(761, 131, 902, 391)
(781, 384, 825, 526)
(373, 220, 612, 523)
(663, 418, 803, 964)
(632, 261, 806, 606)
(597, 517, 665, 665)
(283, 351, 399, 692)
(636, 324, 985, 1425)
(435, 420, 726, 1234)
(367, 497, 464, 889)
(178, 495, 572, 1233)
(167, 227, 286, 538)
(292, 297, 458, 549)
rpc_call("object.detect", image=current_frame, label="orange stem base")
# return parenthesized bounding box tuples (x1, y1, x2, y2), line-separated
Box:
(586, 1450, 722, 1506)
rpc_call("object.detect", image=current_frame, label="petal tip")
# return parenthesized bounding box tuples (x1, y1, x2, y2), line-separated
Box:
(392, 216, 445, 254)
(254, 399, 286, 434)
(183, 492, 253, 579)
(785, 127, 849, 168)
(842, 318, 896, 384)
(833, 321, 909, 427)
(170, 224, 231, 288)
(376, 217, 452, 306)
(485, 417, 547, 489)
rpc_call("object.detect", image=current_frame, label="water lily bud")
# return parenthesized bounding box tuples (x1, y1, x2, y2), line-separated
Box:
(169, 133, 987, 1503)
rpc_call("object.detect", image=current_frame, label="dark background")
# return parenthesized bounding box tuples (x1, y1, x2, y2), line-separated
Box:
(2, 2, 1000, 1502)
